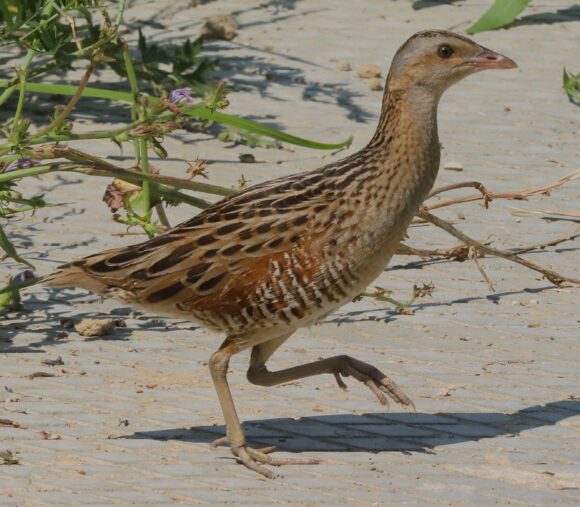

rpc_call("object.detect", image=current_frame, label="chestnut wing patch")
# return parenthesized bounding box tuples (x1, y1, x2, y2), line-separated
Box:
(53, 174, 338, 320)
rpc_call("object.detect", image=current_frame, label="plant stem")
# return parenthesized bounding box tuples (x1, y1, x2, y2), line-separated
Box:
(122, 41, 139, 120)
(6, 145, 234, 196)
(0, 81, 353, 150)
(114, 0, 128, 30)
(138, 137, 151, 219)
(0, 161, 212, 209)
(122, 39, 152, 225)
(0, 81, 135, 102)
(0, 112, 180, 156)
(155, 203, 171, 227)
(33, 63, 95, 139)
(0, 225, 34, 268)
(0, 85, 17, 108)
(10, 49, 35, 140)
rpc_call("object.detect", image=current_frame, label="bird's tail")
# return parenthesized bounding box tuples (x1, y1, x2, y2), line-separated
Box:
(0, 262, 110, 297)
(41, 261, 111, 293)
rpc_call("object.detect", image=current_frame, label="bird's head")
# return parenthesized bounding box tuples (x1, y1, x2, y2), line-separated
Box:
(388, 30, 517, 96)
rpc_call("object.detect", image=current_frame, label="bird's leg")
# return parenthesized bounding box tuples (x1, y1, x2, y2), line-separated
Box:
(248, 347, 415, 410)
(208, 337, 320, 479)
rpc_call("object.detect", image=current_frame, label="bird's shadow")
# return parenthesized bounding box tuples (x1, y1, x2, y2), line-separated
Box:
(123, 399, 578, 454)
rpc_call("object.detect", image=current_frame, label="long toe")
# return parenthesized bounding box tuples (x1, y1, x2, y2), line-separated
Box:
(245, 446, 322, 466)
(209, 435, 229, 448)
(225, 444, 321, 478)
(234, 446, 277, 479)
(345, 358, 416, 409)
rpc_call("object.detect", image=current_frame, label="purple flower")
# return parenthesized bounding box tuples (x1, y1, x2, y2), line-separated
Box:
(169, 88, 193, 104)
(11, 270, 36, 285)
(5, 158, 38, 172)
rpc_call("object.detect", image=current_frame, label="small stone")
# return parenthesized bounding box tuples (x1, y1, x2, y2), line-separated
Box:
(368, 78, 383, 91)
(74, 319, 115, 337)
(200, 14, 237, 41)
(357, 64, 381, 79)
(443, 161, 463, 171)
(339, 62, 352, 72)
(41, 356, 64, 367)
(60, 318, 76, 329)
(239, 153, 256, 163)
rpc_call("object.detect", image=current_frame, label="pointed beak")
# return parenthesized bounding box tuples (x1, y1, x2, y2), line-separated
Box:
(468, 48, 517, 70)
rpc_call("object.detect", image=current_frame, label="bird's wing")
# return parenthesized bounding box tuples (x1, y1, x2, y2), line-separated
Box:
(44, 169, 341, 320)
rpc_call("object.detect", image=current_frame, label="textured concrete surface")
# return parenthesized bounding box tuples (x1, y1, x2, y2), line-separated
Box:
(1, 0, 579, 505)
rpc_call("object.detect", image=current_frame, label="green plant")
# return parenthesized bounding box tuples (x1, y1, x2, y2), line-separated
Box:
(466, 0, 531, 34)
(563, 68, 580, 105)
(0, 0, 351, 274)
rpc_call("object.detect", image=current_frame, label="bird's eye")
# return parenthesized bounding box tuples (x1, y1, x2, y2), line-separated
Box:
(437, 45, 454, 59)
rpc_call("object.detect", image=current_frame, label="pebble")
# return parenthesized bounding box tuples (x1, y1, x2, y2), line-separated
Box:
(75, 319, 115, 337)
(200, 14, 237, 40)
(239, 153, 256, 163)
(368, 78, 383, 91)
(357, 64, 381, 79)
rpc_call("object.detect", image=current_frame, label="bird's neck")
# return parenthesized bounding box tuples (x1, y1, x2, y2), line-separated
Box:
(365, 84, 441, 207)
(345, 84, 442, 254)
(370, 84, 440, 154)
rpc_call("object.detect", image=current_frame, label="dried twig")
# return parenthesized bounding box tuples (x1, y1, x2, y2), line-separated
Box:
(427, 180, 491, 208)
(389, 170, 580, 289)
(397, 228, 580, 259)
(424, 169, 580, 212)
(396, 242, 490, 260)
(417, 210, 580, 286)
(468, 245, 494, 291)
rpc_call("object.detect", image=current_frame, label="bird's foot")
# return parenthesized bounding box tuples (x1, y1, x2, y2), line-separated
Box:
(210, 437, 321, 479)
(333, 356, 415, 409)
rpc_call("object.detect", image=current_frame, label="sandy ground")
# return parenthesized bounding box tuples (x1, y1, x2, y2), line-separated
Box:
(1, 0, 579, 505)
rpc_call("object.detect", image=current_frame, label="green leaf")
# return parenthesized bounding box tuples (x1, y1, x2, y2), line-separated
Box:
(466, 0, 531, 34)
(563, 68, 580, 105)
(184, 108, 353, 151)
(0, 82, 353, 150)
(0, 225, 34, 267)
(0, 289, 14, 315)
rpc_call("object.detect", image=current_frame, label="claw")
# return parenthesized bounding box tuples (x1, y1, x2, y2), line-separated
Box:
(211, 439, 322, 478)
(333, 371, 348, 390)
(334, 357, 415, 409)
(235, 446, 277, 479)
(210, 435, 228, 448)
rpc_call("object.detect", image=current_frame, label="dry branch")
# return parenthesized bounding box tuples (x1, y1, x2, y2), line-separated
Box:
(424, 169, 580, 212)
(387, 169, 580, 291)
(417, 210, 580, 286)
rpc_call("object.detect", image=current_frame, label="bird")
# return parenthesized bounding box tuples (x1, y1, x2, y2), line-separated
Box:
(42, 30, 517, 478)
